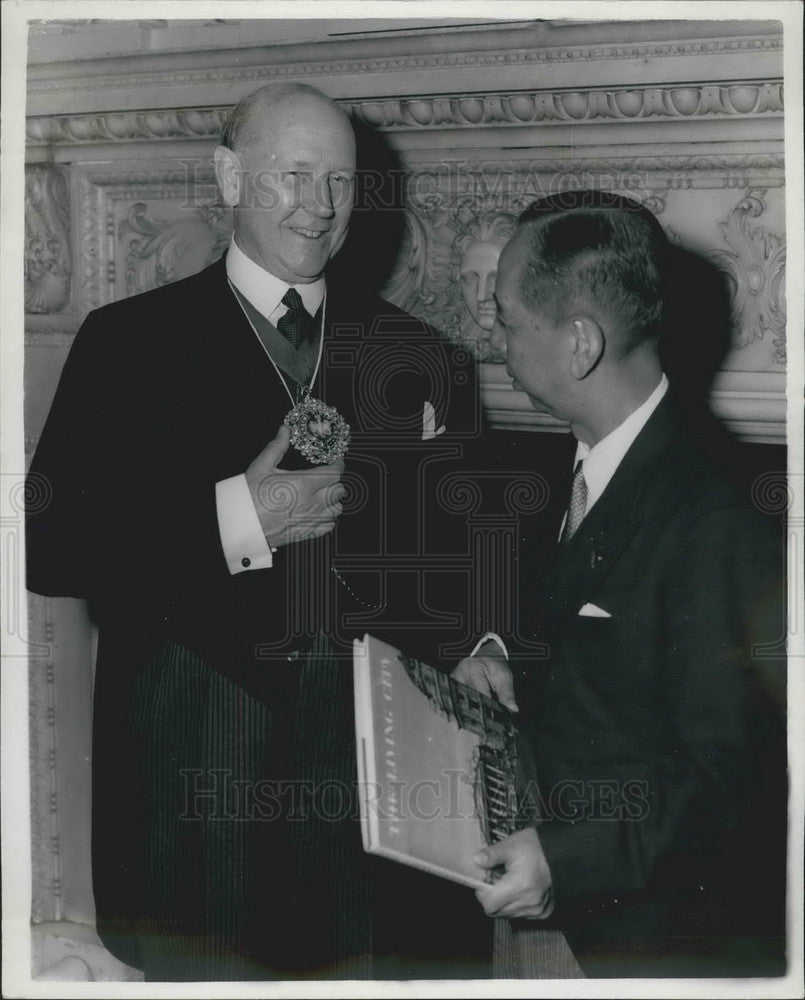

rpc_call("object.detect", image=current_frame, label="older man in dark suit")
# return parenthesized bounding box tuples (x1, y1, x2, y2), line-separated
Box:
(26, 83, 493, 981)
(455, 192, 787, 977)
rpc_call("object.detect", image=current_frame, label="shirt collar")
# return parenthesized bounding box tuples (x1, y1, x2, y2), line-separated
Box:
(574, 373, 669, 514)
(225, 237, 325, 320)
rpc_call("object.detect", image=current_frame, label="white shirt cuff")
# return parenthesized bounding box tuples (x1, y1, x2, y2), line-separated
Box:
(216, 474, 275, 575)
(470, 631, 509, 659)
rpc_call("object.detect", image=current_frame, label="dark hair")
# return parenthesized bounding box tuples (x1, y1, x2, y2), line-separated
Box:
(221, 82, 342, 152)
(517, 190, 667, 353)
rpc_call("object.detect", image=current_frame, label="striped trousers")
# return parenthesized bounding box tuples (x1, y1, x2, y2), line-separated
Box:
(125, 634, 494, 981)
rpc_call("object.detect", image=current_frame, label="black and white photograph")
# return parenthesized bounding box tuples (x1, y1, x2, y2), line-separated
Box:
(2, 2, 803, 996)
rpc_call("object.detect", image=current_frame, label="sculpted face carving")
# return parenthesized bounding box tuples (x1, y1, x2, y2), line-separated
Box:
(459, 237, 509, 332)
(451, 212, 517, 359)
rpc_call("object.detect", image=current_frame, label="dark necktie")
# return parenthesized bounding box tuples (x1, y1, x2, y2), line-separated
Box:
(560, 459, 588, 543)
(276, 287, 315, 350)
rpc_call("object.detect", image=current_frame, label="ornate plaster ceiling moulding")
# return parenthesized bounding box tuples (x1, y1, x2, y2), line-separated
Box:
(26, 81, 783, 147)
(26, 31, 782, 97)
(345, 82, 783, 130)
(26, 109, 229, 145)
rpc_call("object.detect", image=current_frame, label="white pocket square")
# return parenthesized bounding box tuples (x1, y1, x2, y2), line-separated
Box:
(578, 603, 612, 618)
(421, 401, 446, 441)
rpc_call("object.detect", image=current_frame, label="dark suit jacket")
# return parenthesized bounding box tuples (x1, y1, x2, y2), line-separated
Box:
(26, 257, 483, 678)
(509, 395, 787, 977)
(26, 257, 491, 976)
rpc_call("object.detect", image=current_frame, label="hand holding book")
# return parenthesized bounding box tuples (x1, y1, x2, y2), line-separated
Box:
(452, 646, 556, 922)
(354, 634, 531, 889)
(451, 640, 519, 714)
(474, 826, 555, 921)
(354, 635, 578, 977)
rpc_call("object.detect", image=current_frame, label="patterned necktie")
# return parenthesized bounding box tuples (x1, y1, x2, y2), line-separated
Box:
(276, 287, 315, 350)
(560, 459, 588, 543)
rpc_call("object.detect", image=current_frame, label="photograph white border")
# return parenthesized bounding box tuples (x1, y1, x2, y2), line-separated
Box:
(3, 2, 803, 998)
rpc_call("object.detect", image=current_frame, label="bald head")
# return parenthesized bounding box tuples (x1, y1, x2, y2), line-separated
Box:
(221, 83, 352, 154)
(214, 83, 356, 283)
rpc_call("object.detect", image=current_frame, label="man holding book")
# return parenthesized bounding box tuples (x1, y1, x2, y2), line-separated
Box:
(453, 191, 787, 977)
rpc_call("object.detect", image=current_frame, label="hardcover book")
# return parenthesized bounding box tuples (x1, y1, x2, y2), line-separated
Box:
(353, 633, 531, 889)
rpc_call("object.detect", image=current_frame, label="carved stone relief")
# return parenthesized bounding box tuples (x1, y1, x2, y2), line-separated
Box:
(451, 211, 516, 362)
(378, 162, 785, 374)
(708, 190, 786, 364)
(121, 201, 231, 297)
(25, 167, 72, 315)
(385, 208, 518, 361)
(76, 167, 224, 312)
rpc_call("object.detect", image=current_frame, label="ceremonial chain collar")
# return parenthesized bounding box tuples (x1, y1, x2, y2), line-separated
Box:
(229, 279, 350, 464)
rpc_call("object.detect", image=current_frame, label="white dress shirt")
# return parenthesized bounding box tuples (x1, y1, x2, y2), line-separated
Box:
(225, 236, 325, 326)
(215, 239, 325, 575)
(560, 373, 669, 538)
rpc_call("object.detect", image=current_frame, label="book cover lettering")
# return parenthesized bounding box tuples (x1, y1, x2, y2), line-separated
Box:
(354, 634, 521, 889)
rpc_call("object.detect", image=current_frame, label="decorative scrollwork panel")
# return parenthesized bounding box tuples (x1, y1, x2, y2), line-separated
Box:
(25, 167, 72, 315)
(708, 190, 786, 365)
(76, 164, 229, 314)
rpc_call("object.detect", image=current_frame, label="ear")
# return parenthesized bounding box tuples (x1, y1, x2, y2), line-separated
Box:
(568, 316, 604, 379)
(214, 145, 241, 207)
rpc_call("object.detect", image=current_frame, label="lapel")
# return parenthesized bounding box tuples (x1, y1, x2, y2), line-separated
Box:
(180, 258, 314, 474)
(314, 281, 382, 433)
(543, 395, 681, 614)
(189, 256, 264, 377)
